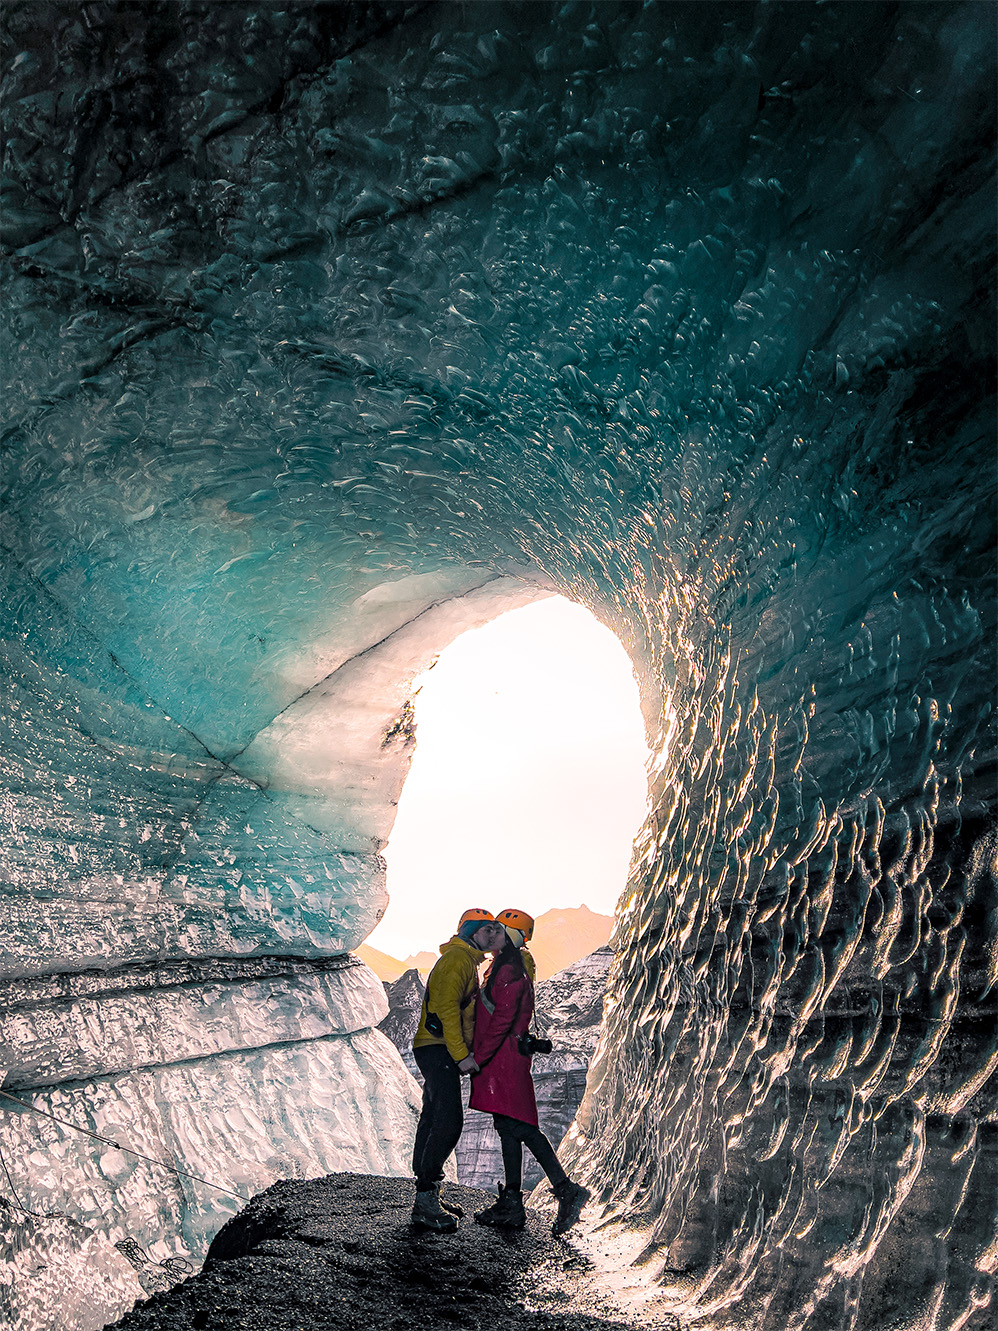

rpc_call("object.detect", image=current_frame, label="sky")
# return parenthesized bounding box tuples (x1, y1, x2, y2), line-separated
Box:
(365, 596, 651, 961)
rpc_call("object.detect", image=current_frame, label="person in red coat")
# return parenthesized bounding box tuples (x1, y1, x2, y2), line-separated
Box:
(469, 908, 590, 1234)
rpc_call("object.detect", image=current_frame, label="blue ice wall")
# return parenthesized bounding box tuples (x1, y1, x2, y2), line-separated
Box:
(2, 3, 995, 1328)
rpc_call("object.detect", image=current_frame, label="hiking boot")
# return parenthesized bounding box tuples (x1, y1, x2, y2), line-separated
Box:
(411, 1187, 458, 1232)
(475, 1183, 526, 1229)
(551, 1179, 590, 1236)
(434, 1182, 464, 1217)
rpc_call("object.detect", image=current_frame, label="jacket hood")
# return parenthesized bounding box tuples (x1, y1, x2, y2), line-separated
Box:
(440, 935, 485, 962)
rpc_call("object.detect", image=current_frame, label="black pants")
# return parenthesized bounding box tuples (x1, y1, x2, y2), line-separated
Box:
(493, 1113, 567, 1191)
(412, 1045, 464, 1189)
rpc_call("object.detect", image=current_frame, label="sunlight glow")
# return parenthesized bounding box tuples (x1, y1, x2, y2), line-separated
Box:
(365, 596, 650, 961)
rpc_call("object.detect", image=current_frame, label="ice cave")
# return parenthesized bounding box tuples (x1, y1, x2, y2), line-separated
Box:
(1, 2, 995, 1329)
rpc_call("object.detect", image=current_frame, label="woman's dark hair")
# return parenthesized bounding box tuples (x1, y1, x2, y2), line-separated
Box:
(484, 935, 527, 1004)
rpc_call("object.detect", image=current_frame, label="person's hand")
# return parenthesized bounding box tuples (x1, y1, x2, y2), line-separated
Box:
(457, 1055, 480, 1074)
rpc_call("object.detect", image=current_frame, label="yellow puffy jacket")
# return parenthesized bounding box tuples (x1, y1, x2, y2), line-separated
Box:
(412, 937, 486, 1062)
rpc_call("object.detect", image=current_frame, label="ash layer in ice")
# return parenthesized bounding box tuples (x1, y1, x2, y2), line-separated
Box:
(1, 4, 995, 1331)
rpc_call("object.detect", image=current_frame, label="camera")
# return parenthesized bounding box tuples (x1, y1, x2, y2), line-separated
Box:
(517, 1032, 553, 1057)
(425, 1011, 443, 1037)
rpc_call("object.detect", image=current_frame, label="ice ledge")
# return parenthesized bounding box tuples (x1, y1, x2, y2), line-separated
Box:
(0, 955, 388, 1088)
(1, 1028, 421, 1260)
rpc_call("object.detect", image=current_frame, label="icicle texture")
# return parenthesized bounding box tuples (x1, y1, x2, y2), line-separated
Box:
(1, 3, 995, 1329)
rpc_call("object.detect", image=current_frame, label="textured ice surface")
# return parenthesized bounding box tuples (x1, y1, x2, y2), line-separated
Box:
(1, 3, 996, 1329)
(0, 955, 417, 1329)
(0, 955, 387, 1087)
(1, 1029, 420, 1257)
(1, 547, 546, 977)
(1, 1202, 145, 1331)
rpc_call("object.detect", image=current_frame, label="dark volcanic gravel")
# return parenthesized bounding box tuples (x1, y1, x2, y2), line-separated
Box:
(104, 1173, 648, 1331)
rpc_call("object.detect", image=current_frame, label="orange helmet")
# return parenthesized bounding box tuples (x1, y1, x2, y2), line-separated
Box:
(497, 908, 534, 942)
(458, 907, 496, 928)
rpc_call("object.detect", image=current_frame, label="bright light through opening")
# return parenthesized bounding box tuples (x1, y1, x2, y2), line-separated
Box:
(365, 596, 650, 962)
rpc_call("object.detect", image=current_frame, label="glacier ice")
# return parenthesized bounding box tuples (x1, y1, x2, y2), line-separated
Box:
(0, 954, 421, 1329)
(0, 955, 388, 1088)
(0, 1029, 420, 1256)
(1, 3, 996, 1330)
(1, 1201, 145, 1331)
(1, 555, 544, 977)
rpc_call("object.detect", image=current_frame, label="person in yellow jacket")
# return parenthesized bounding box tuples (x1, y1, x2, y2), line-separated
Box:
(411, 908, 505, 1231)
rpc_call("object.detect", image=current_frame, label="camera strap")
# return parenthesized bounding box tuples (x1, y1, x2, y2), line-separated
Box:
(526, 975, 549, 1040)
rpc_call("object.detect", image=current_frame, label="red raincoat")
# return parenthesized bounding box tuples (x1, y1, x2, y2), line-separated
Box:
(469, 960, 538, 1125)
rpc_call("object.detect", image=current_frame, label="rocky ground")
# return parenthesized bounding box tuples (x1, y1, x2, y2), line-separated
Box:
(104, 1173, 674, 1331)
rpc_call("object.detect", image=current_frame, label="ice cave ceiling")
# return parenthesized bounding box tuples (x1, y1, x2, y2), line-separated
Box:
(1, 3, 996, 1329)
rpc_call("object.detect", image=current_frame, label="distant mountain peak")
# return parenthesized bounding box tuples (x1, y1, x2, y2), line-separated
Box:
(359, 904, 615, 981)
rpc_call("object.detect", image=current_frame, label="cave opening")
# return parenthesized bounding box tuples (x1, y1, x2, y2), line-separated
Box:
(367, 595, 652, 973)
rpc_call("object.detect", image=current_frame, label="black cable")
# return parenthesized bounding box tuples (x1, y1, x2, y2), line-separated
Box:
(1, 1100, 199, 1289)
(0, 1133, 63, 1220)
(0, 1088, 249, 1202)
(115, 1237, 193, 1281)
